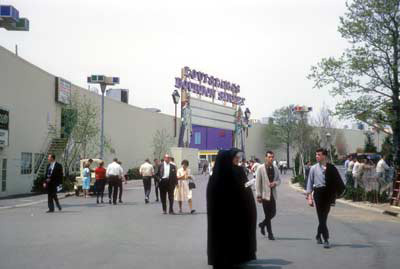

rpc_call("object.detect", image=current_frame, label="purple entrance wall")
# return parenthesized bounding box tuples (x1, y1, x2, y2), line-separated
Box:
(190, 124, 233, 150)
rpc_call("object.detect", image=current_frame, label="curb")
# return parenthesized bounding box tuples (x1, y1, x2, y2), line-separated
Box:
(288, 180, 399, 218)
(0, 192, 74, 211)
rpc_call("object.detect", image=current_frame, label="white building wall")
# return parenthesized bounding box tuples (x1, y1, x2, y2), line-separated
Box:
(0, 45, 388, 196)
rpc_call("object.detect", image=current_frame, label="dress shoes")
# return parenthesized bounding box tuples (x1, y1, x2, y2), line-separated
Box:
(258, 223, 266, 236)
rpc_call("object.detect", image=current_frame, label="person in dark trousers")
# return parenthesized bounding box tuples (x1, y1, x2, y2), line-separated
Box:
(94, 161, 107, 204)
(153, 159, 161, 202)
(117, 161, 124, 203)
(255, 151, 281, 240)
(158, 154, 178, 214)
(43, 154, 63, 213)
(307, 148, 345, 249)
(207, 148, 257, 268)
(106, 158, 123, 205)
(140, 159, 155, 203)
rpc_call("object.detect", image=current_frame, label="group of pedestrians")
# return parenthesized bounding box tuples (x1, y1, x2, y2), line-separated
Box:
(142, 154, 196, 214)
(206, 147, 345, 268)
(345, 155, 391, 190)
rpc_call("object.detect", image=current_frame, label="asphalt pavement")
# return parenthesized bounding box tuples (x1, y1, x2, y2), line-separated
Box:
(0, 173, 399, 269)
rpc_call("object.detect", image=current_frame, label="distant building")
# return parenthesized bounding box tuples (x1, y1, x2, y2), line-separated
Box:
(106, 88, 129, 104)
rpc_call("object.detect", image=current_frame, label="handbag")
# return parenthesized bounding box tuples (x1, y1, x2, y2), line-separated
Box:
(188, 176, 196, 189)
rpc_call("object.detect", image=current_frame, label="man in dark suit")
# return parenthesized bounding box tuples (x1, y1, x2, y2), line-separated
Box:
(158, 154, 177, 214)
(43, 154, 63, 213)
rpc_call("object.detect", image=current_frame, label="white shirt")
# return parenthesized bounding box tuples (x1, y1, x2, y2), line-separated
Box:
(162, 162, 171, 179)
(106, 161, 123, 177)
(376, 159, 389, 173)
(352, 161, 362, 177)
(347, 161, 354, 172)
(140, 162, 154, 177)
(252, 162, 261, 173)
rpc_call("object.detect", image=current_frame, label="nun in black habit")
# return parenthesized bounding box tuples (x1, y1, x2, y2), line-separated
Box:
(207, 148, 257, 268)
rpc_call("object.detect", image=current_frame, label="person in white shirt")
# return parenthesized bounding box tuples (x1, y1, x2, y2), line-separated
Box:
(345, 156, 354, 187)
(140, 159, 155, 204)
(158, 154, 178, 214)
(352, 158, 362, 188)
(106, 158, 123, 205)
(376, 156, 390, 184)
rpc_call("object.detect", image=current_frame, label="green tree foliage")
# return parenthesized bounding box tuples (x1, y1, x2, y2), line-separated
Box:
(381, 135, 393, 160)
(308, 0, 400, 168)
(264, 106, 298, 168)
(364, 132, 378, 152)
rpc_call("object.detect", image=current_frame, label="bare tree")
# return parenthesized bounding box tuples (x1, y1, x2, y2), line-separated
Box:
(62, 93, 114, 176)
(152, 129, 175, 160)
(313, 104, 337, 148)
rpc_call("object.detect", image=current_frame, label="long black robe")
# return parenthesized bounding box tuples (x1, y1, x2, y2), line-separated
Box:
(207, 149, 257, 267)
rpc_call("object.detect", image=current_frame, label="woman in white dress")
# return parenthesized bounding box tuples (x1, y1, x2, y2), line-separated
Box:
(175, 160, 196, 214)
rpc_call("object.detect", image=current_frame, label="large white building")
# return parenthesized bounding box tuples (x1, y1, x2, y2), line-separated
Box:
(0, 45, 385, 197)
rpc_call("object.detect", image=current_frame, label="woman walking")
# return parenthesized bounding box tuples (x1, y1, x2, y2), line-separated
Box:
(175, 160, 196, 214)
(95, 161, 107, 203)
(82, 162, 91, 198)
(207, 148, 257, 268)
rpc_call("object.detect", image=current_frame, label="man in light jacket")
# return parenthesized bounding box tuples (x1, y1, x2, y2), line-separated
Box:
(255, 150, 281, 240)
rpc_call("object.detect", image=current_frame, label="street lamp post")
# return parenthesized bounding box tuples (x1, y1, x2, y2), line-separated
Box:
(244, 108, 251, 138)
(87, 75, 120, 160)
(172, 90, 180, 138)
(326, 132, 333, 162)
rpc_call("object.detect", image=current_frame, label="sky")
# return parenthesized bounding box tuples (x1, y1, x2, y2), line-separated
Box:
(0, 0, 351, 124)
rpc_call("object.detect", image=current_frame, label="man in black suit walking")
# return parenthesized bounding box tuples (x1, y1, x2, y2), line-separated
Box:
(158, 154, 178, 214)
(43, 154, 63, 213)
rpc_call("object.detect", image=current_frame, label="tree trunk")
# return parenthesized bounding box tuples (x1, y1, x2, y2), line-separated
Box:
(286, 142, 290, 168)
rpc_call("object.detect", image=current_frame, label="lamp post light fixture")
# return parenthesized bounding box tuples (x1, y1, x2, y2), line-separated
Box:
(87, 75, 120, 160)
(172, 90, 180, 138)
(0, 5, 29, 31)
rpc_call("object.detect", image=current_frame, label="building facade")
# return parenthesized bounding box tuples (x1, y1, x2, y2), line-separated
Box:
(0, 45, 386, 197)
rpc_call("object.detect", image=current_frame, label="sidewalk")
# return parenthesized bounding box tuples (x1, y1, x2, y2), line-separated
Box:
(289, 180, 400, 218)
(0, 179, 144, 210)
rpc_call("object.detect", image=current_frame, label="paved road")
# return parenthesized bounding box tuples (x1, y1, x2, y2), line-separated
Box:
(0, 173, 399, 269)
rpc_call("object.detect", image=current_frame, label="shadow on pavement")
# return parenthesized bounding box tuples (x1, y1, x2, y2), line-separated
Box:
(241, 258, 292, 268)
(275, 237, 311, 241)
(330, 243, 372, 249)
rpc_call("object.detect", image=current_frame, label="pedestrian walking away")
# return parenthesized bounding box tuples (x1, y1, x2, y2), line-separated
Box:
(117, 161, 125, 203)
(153, 159, 161, 202)
(140, 159, 155, 204)
(174, 160, 196, 214)
(255, 150, 281, 240)
(207, 148, 257, 268)
(94, 161, 107, 204)
(306, 148, 345, 249)
(43, 154, 63, 213)
(106, 158, 124, 205)
(159, 154, 178, 214)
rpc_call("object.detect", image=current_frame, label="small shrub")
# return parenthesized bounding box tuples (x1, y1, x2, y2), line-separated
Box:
(291, 174, 305, 188)
(127, 167, 141, 180)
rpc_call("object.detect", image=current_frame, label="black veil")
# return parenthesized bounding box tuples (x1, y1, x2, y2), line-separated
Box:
(207, 148, 257, 267)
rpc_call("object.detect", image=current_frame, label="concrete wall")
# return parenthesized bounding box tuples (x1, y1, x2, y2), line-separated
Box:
(0, 45, 179, 197)
(0, 44, 388, 196)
